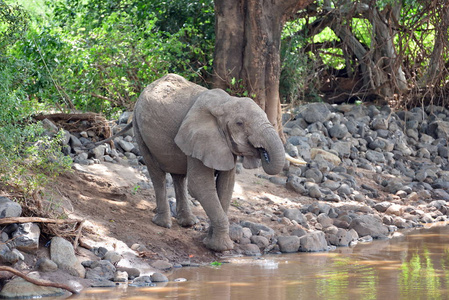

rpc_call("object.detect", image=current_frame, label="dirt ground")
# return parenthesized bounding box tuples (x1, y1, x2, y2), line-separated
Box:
(47, 161, 308, 265)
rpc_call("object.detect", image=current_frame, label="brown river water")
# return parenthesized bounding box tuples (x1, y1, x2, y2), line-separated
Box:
(68, 223, 449, 300)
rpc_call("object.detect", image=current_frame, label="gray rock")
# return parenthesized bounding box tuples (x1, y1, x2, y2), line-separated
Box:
(365, 150, 385, 163)
(240, 243, 261, 256)
(85, 260, 116, 280)
(374, 201, 392, 213)
(103, 251, 122, 265)
(299, 231, 328, 252)
(308, 185, 322, 199)
(50, 237, 86, 278)
(91, 279, 117, 287)
(331, 141, 352, 158)
(151, 260, 173, 270)
(36, 258, 58, 272)
(317, 213, 333, 228)
(0, 271, 64, 298)
(229, 223, 244, 242)
(302, 103, 332, 124)
(250, 235, 270, 249)
(304, 168, 324, 183)
(131, 275, 153, 287)
(114, 271, 129, 282)
(150, 272, 169, 282)
(283, 208, 307, 226)
(349, 215, 389, 239)
(118, 140, 135, 152)
(240, 221, 275, 237)
(329, 124, 349, 139)
(11, 223, 40, 252)
(69, 135, 83, 148)
(277, 236, 300, 253)
(41, 118, 59, 136)
(0, 197, 22, 218)
(286, 175, 307, 194)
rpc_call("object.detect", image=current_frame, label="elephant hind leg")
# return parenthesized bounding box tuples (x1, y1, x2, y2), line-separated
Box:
(171, 174, 198, 227)
(134, 121, 171, 228)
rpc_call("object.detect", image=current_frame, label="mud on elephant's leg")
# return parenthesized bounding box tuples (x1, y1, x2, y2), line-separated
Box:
(187, 157, 234, 251)
(171, 174, 198, 227)
(216, 168, 236, 214)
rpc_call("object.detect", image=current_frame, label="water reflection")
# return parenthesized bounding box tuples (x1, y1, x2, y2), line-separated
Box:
(70, 224, 449, 300)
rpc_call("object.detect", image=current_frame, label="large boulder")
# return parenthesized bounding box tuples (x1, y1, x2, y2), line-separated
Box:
(349, 215, 389, 239)
(50, 237, 86, 278)
(299, 231, 328, 252)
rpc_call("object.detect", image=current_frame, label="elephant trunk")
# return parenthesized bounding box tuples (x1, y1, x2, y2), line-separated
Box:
(251, 127, 285, 175)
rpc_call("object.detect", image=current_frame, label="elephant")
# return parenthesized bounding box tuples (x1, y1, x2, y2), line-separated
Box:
(127, 74, 285, 251)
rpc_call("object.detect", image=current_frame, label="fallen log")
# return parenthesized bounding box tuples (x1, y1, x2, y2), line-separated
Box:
(0, 266, 79, 295)
(0, 217, 81, 225)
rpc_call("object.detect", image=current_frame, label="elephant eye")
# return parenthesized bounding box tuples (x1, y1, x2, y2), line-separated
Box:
(236, 120, 244, 126)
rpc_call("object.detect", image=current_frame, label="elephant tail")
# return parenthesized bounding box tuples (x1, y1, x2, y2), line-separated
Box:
(95, 121, 133, 146)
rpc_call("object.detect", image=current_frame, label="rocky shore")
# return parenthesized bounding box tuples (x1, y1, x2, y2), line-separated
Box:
(1, 102, 449, 297)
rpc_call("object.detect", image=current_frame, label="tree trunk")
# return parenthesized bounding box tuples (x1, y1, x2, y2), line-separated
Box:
(420, 2, 449, 88)
(213, 0, 313, 137)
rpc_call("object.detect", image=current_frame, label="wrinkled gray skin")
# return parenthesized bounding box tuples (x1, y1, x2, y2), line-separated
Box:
(133, 74, 285, 251)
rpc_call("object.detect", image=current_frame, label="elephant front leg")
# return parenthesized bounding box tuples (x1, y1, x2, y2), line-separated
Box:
(187, 157, 234, 251)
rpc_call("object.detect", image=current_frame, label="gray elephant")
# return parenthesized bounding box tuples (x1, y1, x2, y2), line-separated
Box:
(131, 74, 285, 251)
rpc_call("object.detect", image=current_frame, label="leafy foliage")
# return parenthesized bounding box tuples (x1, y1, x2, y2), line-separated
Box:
(0, 1, 71, 197)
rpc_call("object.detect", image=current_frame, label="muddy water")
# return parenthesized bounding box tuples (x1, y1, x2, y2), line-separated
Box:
(73, 224, 449, 300)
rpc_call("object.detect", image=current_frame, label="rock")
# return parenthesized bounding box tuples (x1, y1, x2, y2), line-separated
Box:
(150, 272, 169, 282)
(36, 258, 58, 272)
(302, 103, 331, 123)
(117, 267, 140, 280)
(114, 271, 129, 282)
(304, 168, 324, 183)
(0, 271, 65, 298)
(329, 124, 348, 139)
(283, 208, 307, 226)
(118, 140, 135, 152)
(349, 215, 389, 239)
(317, 213, 333, 228)
(229, 223, 244, 242)
(151, 260, 173, 270)
(50, 237, 85, 278)
(286, 175, 307, 194)
(310, 148, 341, 165)
(240, 221, 275, 238)
(103, 251, 122, 265)
(0, 244, 24, 264)
(0, 196, 22, 218)
(131, 276, 153, 287)
(277, 236, 300, 253)
(250, 236, 270, 249)
(374, 201, 392, 213)
(91, 279, 116, 287)
(308, 185, 322, 199)
(240, 243, 262, 256)
(299, 231, 328, 252)
(85, 260, 116, 280)
(11, 223, 40, 252)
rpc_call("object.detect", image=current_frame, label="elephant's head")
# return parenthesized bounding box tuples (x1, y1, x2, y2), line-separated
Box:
(174, 89, 285, 175)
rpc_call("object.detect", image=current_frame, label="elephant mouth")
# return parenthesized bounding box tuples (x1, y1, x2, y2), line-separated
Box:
(258, 148, 270, 163)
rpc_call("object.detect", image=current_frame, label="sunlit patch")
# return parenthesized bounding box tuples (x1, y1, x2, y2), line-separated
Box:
(229, 282, 254, 287)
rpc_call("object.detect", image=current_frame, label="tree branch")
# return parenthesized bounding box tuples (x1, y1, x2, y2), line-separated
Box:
(0, 217, 81, 225)
(0, 266, 79, 295)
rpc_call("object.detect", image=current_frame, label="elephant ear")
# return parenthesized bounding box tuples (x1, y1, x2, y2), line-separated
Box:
(175, 89, 235, 171)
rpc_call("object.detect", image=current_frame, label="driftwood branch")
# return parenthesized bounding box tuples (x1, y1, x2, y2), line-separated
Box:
(0, 266, 79, 295)
(0, 217, 81, 226)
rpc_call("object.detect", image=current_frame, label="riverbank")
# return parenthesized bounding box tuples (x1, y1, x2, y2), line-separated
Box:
(1, 102, 449, 296)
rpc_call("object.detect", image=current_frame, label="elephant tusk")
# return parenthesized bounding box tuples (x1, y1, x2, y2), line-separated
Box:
(285, 153, 307, 166)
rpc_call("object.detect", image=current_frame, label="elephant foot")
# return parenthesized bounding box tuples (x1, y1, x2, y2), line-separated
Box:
(152, 213, 172, 228)
(203, 234, 234, 252)
(177, 214, 198, 227)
